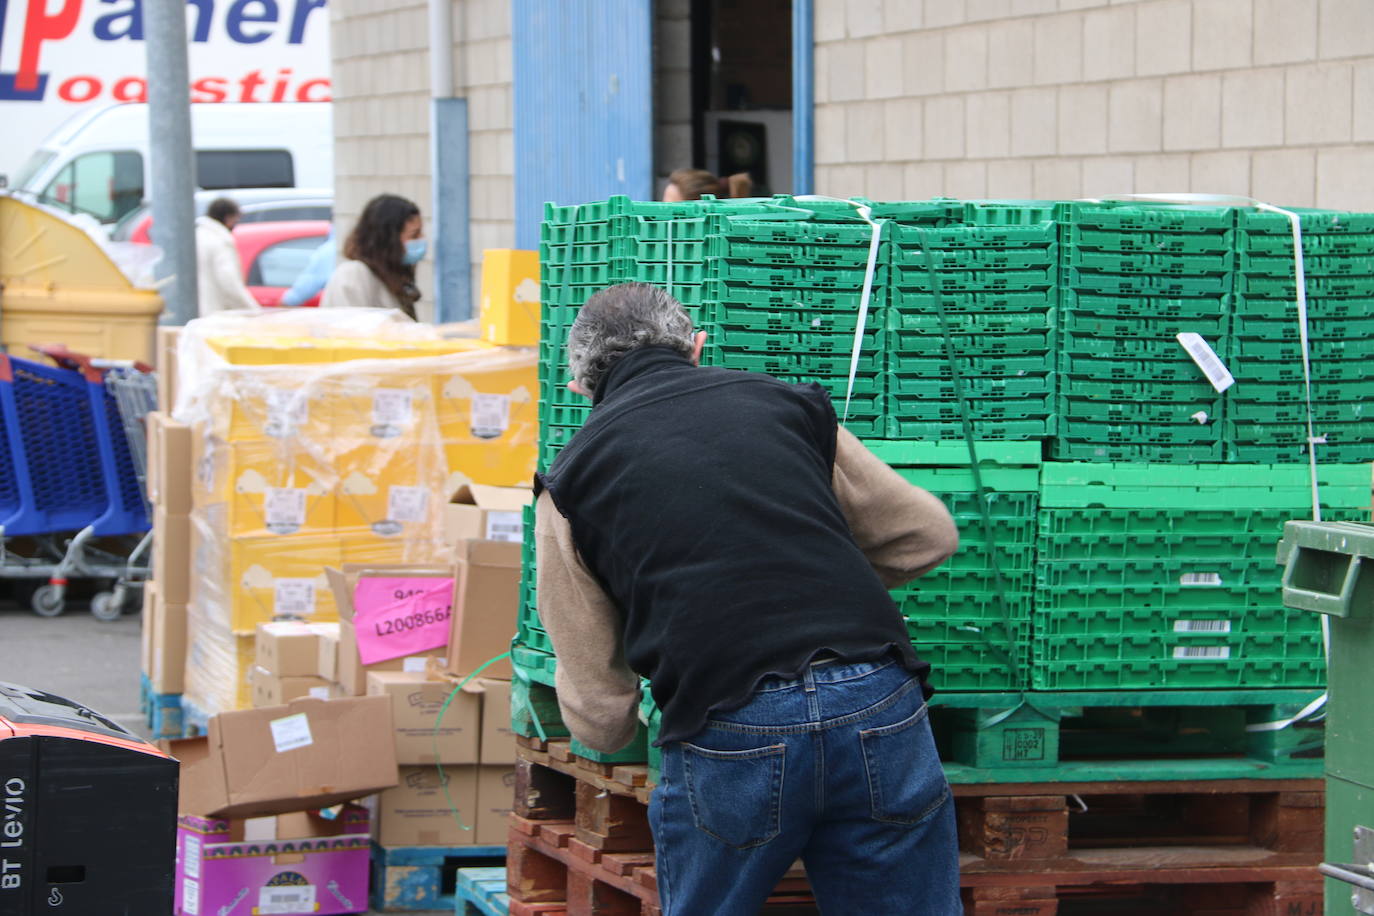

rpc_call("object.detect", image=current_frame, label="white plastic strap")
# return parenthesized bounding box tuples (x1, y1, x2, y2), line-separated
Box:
(793, 196, 886, 422)
(1245, 692, 1327, 733)
(666, 219, 674, 300)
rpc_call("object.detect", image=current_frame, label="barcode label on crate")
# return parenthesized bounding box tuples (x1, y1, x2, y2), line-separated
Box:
(265, 389, 308, 437)
(1173, 619, 1232, 634)
(403, 656, 430, 673)
(485, 510, 524, 542)
(470, 393, 511, 439)
(371, 389, 413, 436)
(1180, 572, 1224, 586)
(264, 487, 307, 532)
(387, 486, 429, 523)
(258, 885, 316, 914)
(1173, 645, 1232, 660)
(274, 579, 317, 617)
(1176, 332, 1236, 393)
(269, 712, 314, 753)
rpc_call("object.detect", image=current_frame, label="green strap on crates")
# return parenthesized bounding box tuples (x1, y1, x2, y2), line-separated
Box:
(433, 650, 514, 832)
(913, 224, 1024, 686)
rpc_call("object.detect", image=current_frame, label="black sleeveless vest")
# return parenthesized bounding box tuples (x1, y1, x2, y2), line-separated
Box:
(537, 346, 925, 744)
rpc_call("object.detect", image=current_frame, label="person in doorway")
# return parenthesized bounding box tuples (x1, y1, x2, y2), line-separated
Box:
(321, 194, 425, 318)
(662, 167, 754, 202)
(195, 197, 260, 315)
(535, 283, 962, 915)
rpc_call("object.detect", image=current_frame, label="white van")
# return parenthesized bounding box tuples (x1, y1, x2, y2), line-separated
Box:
(5, 102, 333, 225)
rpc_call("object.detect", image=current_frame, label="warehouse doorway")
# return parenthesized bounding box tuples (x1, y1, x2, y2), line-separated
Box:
(655, 0, 794, 197)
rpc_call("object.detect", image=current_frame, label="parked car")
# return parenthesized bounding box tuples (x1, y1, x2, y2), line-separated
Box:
(235, 220, 331, 307)
(110, 188, 333, 243)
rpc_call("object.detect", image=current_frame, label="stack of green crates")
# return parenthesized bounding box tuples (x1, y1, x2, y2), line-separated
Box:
(1033, 462, 1371, 690)
(1228, 209, 1374, 462)
(1056, 201, 1237, 462)
(886, 219, 1058, 441)
(700, 215, 888, 436)
(870, 441, 1040, 691)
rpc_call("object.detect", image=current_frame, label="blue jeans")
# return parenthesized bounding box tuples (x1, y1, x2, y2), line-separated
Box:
(649, 657, 961, 915)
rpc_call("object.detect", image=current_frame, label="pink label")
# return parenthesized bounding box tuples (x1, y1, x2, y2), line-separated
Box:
(353, 577, 454, 665)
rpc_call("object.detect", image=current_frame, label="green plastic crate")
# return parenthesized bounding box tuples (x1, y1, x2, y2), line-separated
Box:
(1064, 225, 1235, 254)
(1061, 290, 1229, 319)
(1232, 376, 1374, 402)
(891, 289, 1057, 313)
(1061, 330, 1226, 359)
(1239, 251, 1374, 278)
(1237, 272, 1374, 298)
(1239, 230, 1374, 255)
(1063, 267, 1230, 296)
(1030, 657, 1325, 690)
(712, 325, 882, 353)
(1060, 311, 1228, 338)
(889, 310, 1052, 334)
(1038, 506, 1367, 538)
(1235, 294, 1373, 319)
(1066, 248, 1232, 275)
(888, 352, 1053, 378)
(1051, 438, 1225, 463)
(703, 347, 883, 376)
(1225, 357, 1374, 384)
(861, 439, 1042, 466)
(1032, 605, 1318, 638)
(889, 328, 1054, 356)
(1236, 207, 1374, 235)
(895, 589, 1034, 624)
(892, 264, 1056, 292)
(1063, 202, 1237, 233)
(1036, 582, 1289, 612)
(892, 221, 1058, 248)
(1060, 377, 1222, 403)
(1059, 353, 1226, 383)
(887, 374, 1054, 400)
(1058, 395, 1221, 426)
(892, 246, 1057, 270)
(712, 305, 869, 334)
(887, 395, 1054, 424)
(1229, 335, 1371, 362)
(1231, 314, 1374, 341)
(1229, 399, 1368, 424)
(889, 416, 1054, 441)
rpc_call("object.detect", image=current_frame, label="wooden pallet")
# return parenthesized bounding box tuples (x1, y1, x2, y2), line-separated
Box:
(963, 876, 1322, 915)
(456, 866, 519, 916)
(368, 842, 506, 912)
(138, 673, 185, 739)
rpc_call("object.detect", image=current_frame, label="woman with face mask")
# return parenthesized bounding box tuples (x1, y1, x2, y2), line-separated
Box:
(321, 193, 426, 319)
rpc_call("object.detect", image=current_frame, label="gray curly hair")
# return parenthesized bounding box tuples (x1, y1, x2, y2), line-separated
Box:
(567, 283, 695, 395)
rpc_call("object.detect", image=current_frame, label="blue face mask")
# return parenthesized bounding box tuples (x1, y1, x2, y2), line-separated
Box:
(403, 238, 428, 265)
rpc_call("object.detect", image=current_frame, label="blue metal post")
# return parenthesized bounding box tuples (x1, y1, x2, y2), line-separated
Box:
(431, 98, 472, 322)
(792, 0, 815, 195)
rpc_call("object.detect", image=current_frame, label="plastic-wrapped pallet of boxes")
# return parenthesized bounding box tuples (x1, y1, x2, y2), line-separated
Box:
(169, 308, 537, 719)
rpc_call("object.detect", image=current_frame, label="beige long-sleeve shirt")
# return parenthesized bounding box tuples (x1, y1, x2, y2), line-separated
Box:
(535, 426, 959, 753)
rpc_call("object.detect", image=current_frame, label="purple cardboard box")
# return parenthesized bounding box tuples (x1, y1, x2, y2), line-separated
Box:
(174, 805, 370, 915)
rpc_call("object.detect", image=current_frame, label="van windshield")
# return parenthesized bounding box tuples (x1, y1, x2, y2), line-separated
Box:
(12, 149, 56, 190)
(38, 150, 144, 223)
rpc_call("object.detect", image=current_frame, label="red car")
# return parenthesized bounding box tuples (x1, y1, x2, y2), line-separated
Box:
(233, 220, 331, 307)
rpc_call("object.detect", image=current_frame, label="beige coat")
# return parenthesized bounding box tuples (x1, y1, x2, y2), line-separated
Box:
(320, 259, 403, 310)
(194, 216, 259, 315)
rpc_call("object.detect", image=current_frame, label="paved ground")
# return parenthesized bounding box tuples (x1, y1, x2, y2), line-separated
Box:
(1, 596, 447, 916)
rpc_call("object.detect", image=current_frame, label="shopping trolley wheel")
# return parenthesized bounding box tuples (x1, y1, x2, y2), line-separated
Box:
(90, 591, 123, 621)
(30, 585, 65, 617)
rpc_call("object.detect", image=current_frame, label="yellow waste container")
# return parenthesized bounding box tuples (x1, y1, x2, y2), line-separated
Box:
(0, 195, 163, 363)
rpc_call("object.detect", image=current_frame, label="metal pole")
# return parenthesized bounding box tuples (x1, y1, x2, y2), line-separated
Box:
(791, 0, 815, 196)
(429, 0, 472, 322)
(145, 0, 198, 324)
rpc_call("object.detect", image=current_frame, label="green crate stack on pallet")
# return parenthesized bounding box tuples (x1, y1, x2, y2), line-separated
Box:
(1055, 201, 1237, 462)
(869, 441, 1040, 691)
(1228, 208, 1374, 463)
(886, 213, 1058, 442)
(1033, 462, 1371, 691)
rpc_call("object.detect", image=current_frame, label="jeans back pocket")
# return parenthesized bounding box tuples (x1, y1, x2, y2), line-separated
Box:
(681, 742, 786, 849)
(859, 703, 949, 826)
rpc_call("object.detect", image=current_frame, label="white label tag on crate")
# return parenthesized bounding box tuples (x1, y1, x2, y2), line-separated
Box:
(470, 393, 511, 439)
(485, 510, 524, 542)
(387, 486, 429, 523)
(265, 389, 309, 437)
(1173, 645, 1231, 660)
(264, 487, 307, 533)
(1180, 572, 1223, 586)
(258, 885, 316, 914)
(371, 389, 413, 436)
(403, 656, 430, 673)
(269, 712, 313, 753)
(1176, 332, 1235, 393)
(1173, 619, 1232, 634)
(308, 686, 331, 700)
(274, 578, 317, 617)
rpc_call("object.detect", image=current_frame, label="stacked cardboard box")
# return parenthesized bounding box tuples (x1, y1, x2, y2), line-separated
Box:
(144, 411, 193, 697)
(250, 621, 339, 706)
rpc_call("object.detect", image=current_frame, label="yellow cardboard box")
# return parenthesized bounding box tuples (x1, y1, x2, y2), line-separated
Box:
(479, 250, 540, 347)
(335, 441, 443, 540)
(192, 436, 335, 537)
(433, 347, 538, 489)
(192, 527, 341, 634)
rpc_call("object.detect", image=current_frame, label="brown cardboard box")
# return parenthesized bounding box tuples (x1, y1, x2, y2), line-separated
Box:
(444, 484, 531, 545)
(172, 695, 398, 818)
(445, 541, 520, 680)
(318, 623, 339, 682)
(153, 508, 192, 604)
(255, 621, 334, 677)
(148, 412, 192, 515)
(374, 765, 478, 847)
(474, 679, 515, 765)
(475, 765, 517, 846)
(250, 666, 331, 707)
(141, 583, 157, 678)
(366, 671, 480, 765)
(327, 565, 452, 695)
(151, 590, 188, 694)
(156, 326, 179, 411)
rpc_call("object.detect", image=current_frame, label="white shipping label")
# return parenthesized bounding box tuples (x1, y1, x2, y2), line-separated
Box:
(403, 656, 430, 673)
(388, 486, 429, 523)
(1173, 620, 1232, 634)
(183, 835, 202, 879)
(485, 510, 524, 543)
(372, 389, 414, 427)
(1176, 332, 1236, 393)
(265, 487, 308, 529)
(265, 389, 309, 436)
(181, 878, 200, 915)
(274, 579, 318, 617)
(1180, 573, 1224, 587)
(470, 393, 512, 438)
(258, 885, 317, 914)
(1173, 645, 1231, 660)
(269, 713, 314, 753)
(308, 686, 331, 700)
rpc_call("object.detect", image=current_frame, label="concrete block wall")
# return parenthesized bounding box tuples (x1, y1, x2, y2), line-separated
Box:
(331, 0, 515, 321)
(814, 0, 1374, 208)
(655, 0, 694, 195)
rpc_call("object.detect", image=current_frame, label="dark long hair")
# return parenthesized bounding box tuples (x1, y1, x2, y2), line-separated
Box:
(344, 194, 422, 318)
